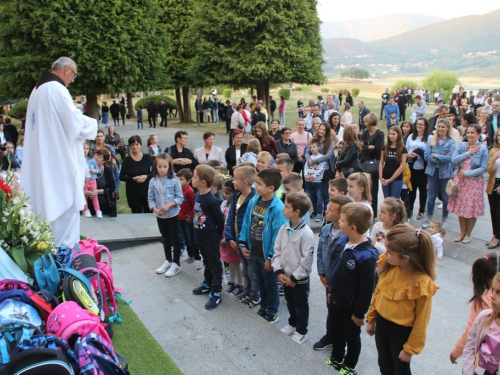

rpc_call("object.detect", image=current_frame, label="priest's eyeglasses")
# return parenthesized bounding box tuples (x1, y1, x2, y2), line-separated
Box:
(67, 66, 77, 79)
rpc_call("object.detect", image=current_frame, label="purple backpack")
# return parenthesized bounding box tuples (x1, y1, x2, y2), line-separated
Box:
(74, 333, 128, 375)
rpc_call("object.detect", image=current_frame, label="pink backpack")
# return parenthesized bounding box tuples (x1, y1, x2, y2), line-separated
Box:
(75, 238, 113, 267)
(46, 301, 112, 347)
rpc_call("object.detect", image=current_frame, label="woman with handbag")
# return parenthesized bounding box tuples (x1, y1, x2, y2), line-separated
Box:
(359, 113, 384, 217)
(406, 118, 430, 220)
(335, 126, 361, 180)
(379, 126, 408, 198)
(485, 129, 500, 249)
(448, 124, 488, 244)
(423, 118, 456, 230)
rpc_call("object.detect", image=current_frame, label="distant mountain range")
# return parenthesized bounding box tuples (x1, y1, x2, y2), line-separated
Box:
(322, 9, 500, 77)
(321, 14, 443, 42)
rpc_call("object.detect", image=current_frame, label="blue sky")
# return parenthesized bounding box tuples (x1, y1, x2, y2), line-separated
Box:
(317, 2, 500, 22)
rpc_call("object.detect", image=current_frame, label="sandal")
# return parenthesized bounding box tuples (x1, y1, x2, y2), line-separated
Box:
(454, 235, 465, 242)
(462, 237, 471, 244)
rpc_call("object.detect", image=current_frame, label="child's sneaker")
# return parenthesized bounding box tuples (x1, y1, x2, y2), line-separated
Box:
(238, 295, 249, 303)
(279, 284, 285, 296)
(192, 282, 210, 295)
(256, 307, 267, 317)
(165, 263, 181, 277)
(156, 261, 171, 274)
(292, 331, 308, 344)
(194, 260, 203, 270)
(280, 324, 295, 335)
(244, 298, 261, 309)
(340, 366, 357, 375)
(315, 214, 322, 222)
(83, 210, 92, 218)
(313, 336, 332, 350)
(185, 256, 194, 264)
(326, 357, 344, 370)
(96, 210, 103, 219)
(263, 312, 279, 324)
(205, 292, 221, 310)
(231, 285, 244, 297)
(225, 281, 235, 293)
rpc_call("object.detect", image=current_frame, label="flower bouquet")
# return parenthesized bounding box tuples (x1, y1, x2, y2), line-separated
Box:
(0, 171, 56, 278)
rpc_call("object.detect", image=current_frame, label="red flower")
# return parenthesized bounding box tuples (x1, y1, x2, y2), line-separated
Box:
(0, 179, 12, 198)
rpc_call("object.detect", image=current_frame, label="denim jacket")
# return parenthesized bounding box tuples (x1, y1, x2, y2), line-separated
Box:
(451, 142, 488, 178)
(424, 137, 456, 179)
(85, 157, 99, 180)
(317, 223, 348, 284)
(147, 175, 183, 217)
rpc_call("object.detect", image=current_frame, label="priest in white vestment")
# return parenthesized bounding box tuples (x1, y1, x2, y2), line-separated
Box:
(21, 57, 97, 248)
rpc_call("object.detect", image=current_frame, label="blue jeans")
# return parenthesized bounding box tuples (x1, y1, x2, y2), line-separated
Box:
(137, 118, 143, 128)
(179, 220, 199, 260)
(237, 249, 260, 302)
(250, 253, 279, 314)
(322, 180, 330, 215)
(280, 113, 285, 127)
(382, 179, 403, 199)
(427, 172, 449, 218)
(305, 181, 323, 214)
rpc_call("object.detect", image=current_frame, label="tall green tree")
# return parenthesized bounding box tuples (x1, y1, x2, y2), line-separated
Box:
(423, 69, 459, 104)
(0, 0, 169, 119)
(186, 0, 325, 111)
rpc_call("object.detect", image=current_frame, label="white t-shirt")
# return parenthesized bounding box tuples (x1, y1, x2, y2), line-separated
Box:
(371, 221, 389, 254)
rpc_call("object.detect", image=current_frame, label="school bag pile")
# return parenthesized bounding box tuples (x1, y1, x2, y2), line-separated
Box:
(0, 238, 130, 374)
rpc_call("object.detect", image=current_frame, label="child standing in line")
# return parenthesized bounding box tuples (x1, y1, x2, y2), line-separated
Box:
(450, 253, 497, 365)
(239, 168, 286, 319)
(137, 106, 143, 129)
(149, 153, 184, 277)
(83, 143, 102, 219)
(428, 220, 446, 260)
(314, 195, 353, 351)
(256, 151, 273, 172)
(463, 271, 500, 374)
(304, 139, 327, 222)
(366, 224, 438, 375)
(191, 165, 225, 310)
(347, 173, 373, 237)
(327, 203, 378, 375)
(272, 192, 315, 344)
(379, 125, 408, 198)
(225, 166, 258, 301)
(274, 157, 293, 200)
(371, 197, 407, 254)
(240, 138, 261, 166)
(148, 135, 162, 156)
(220, 180, 243, 295)
(177, 168, 202, 270)
(329, 178, 348, 198)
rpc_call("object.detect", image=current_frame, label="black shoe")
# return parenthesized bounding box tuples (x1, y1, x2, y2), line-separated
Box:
(313, 336, 332, 350)
(192, 282, 210, 295)
(325, 357, 344, 370)
(205, 292, 221, 310)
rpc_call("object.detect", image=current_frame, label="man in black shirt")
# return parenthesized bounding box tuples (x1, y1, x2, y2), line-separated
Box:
(270, 96, 277, 120)
(159, 100, 168, 127)
(146, 99, 157, 128)
(109, 100, 120, 126)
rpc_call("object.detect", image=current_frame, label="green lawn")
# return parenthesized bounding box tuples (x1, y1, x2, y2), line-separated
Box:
(112, 300, 183, 375)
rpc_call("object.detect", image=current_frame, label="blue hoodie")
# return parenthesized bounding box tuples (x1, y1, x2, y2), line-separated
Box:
(328, 239, 378, 320)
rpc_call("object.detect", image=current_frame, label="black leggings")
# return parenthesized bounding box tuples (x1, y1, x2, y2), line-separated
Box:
(157, 216, 181, 265)
(375, 314, 413, 375)
(128, 195, 151, 214)
(408, 168, 427, 216)
(370, 172, 380, 218)
(489, 180, 500, 240)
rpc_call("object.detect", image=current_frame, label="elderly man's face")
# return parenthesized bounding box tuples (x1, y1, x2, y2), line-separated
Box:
(62, 64, 77, 87)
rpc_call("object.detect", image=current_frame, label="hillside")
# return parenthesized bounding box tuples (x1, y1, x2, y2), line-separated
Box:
(321, 14, 443, 42)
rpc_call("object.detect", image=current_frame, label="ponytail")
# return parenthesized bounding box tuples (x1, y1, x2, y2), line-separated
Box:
(470, 253, 499, 307)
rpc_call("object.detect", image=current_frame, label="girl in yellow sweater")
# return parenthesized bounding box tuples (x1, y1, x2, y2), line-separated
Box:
(366, 224, 438, 375)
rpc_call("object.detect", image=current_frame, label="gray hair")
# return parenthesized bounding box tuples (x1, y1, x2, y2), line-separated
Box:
(51, 57, 76, 71)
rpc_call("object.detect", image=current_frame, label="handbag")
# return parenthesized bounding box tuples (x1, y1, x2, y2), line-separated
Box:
(362, 159, 380, 174)
(446, 178, 458, 197)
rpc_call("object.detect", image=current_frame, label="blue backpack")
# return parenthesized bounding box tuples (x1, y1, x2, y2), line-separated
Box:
(0, 323, 42, 367)
(74, 333, 128, 375)
(33, 254, 60, 296)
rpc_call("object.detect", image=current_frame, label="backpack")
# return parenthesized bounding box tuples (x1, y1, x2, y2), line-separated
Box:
(59, 269, 100, 317)
(33, 254, 60, 296)
(2, 334, 79, 374)
(0, 282, 57, 322)
(46, 302, 111, 348)
(75, 239, 113, 266)
(0, 298, 44, 331)
(0, 323, 42, 366)
(56, 247, 75, 269)
(74, 333, 128, 375)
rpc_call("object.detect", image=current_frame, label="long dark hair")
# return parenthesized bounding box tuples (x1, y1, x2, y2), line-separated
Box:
(469, 253, 499, 308)
(411, 117, 430, 142)
(383, 126, 404, 165)
(328, 112, 341, 134)
(255, 122, 271, 147)
(313, 123, 333, 155)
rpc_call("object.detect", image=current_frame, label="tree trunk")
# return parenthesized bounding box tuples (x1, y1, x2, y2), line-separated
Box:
(85, 93, 99, 120)
(126, 93, 135, 117)
(256, 80, 270, 128)
(182, 86, 192, 123)
(175, 88, 185, 122)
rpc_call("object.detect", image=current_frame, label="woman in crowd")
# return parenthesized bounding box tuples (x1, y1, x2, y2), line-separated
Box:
(477, 107, 493, 148)
(168, 130, 198, 173)
(448, 124, 488, 244)
(341, 103, 352, 127)
(457, 92, 469, 119)
(328, 112, 344, 157)
(86, 148, 117, 217)
(423, 118, 457, 229)
(279, 95, 286, 126)
(406, 118, 430, 220)
(194, 131, 226, 167)
(269, 119, 282, 141)
(105, 126, 126, 161)
(379, 126, 407, 198)
(345, 91, 353, 107)
(359, 113, 384, 217)
(242, 102, 252, 141)
(225, 129, 247, 175)
(255, 122, 279, 156)
(323, 101, 337, 122)
(119, 135, 153, 213)
(486, 129, 500, 249)
(290, 118, 312, 174)
(276, 127, 297, 164)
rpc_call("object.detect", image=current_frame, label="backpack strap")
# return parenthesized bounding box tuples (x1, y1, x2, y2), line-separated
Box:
(58, 268, 93, 296)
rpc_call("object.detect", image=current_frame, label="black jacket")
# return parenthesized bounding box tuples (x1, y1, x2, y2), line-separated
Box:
(276, 140, 298, 164)
(225, 143, 248, 175)
(336, 144, 360, 170)
(359, 129, 384, 163)
(167, 145, 198, 173)
(358, 106, 371, 129)
(251, 112, 266, 126)
(147, 101, 157, 114)
(226, 107, 235, 129)
(270, 100, 277, 112)
(110, 103, 120, 116)
(328, 239, 378, 319)
(160, 103, 168, 116)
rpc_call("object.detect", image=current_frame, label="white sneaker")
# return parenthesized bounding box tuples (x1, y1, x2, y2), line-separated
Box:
(156, 261, 171, 274)
(165, 263, 181, 277)
(436, 199, 443, 209)
(194, 260, 202, 270)
(280, 324, 296, 336)
(292, 331, 308, 344)
(96, 210, 103, 219)
(83, 210, 91, 218)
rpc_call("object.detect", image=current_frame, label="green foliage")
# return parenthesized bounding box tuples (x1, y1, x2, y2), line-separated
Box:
(279, 89, 291, 100)
(186, 0, 324, 88)
(352, 88, 360, 97)
(423, 70, 459, 103)
(295, 87, 303, 91)
(0, 0, 169, 99)
(134, 96, 176, 110)
(320, 87, 330, 93)
(223, 89, 232, 98)
(340, 67, 369, 80)
(8, 100, 28, 119)
(393, 79, 420, 92)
